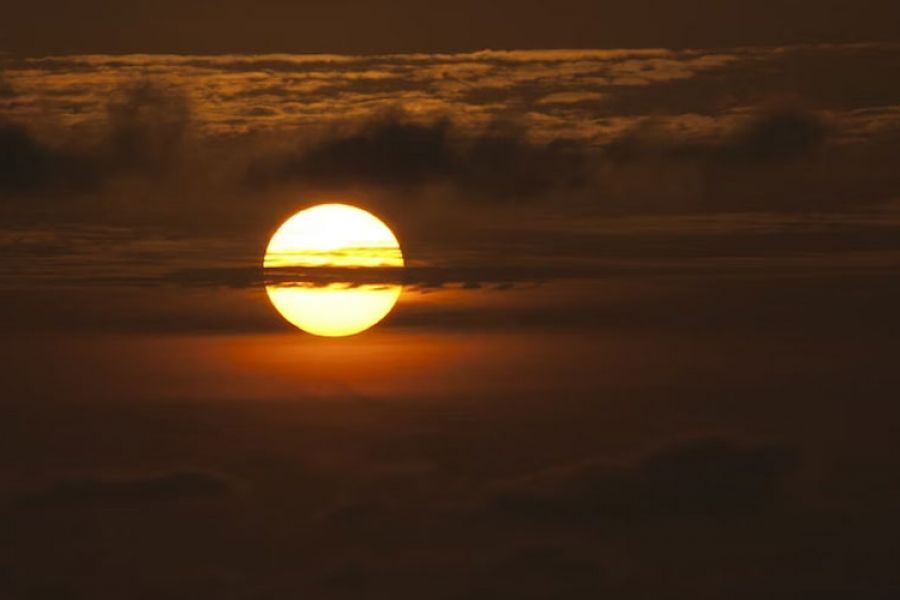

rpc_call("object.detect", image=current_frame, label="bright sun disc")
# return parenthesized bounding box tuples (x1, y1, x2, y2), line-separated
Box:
(263, 203, 404, 337)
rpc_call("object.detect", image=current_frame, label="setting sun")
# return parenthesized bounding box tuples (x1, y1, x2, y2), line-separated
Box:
(263, 203, 404, 337)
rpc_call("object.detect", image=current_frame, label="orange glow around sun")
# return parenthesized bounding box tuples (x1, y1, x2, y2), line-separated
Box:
(263, 203, 404, 337)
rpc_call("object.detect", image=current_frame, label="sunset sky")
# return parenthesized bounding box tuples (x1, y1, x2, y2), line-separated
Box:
(2, 3, 900, 599)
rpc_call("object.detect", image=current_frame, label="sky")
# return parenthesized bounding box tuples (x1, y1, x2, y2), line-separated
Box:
(2, 7, 900, 600)
(5, 0, 900, 53)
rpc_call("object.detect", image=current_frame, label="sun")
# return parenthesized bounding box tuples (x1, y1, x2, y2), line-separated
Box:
(263, 204, 404, 337)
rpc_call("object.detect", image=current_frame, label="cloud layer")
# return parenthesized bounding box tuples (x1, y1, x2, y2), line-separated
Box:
(2, 43, 900, 311)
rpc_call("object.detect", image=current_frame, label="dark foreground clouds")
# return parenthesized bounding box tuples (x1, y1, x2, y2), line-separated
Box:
(1, 103, 590, 201)
(315, 436, 799, 546)
(243, 106, 839, 202)
(485, 438, 796, 524)
(104, 80, 193, 175)
(597, 110, 900, 213)
(3, 73, 899, 221)
(237, 103, 900, 216)
(606, 107, 829, 164)
(1, 368, 899, 599)
(7, 104, 898, 227)
(0, 121, 97, 192)
(245, 113, 588, 200)
(0, 81, 191, 195)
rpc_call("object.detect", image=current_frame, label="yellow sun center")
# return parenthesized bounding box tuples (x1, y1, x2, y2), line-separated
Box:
(263, 204, 404, 337)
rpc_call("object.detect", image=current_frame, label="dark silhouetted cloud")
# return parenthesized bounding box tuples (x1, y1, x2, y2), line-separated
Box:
(606, 107, 828, 163)
(594, 106, 900, 213)
(0, 121, 97, 193)
(0, 81, 192, 195)
(245, 113, 588, 200)
(105, 80, 193, 175)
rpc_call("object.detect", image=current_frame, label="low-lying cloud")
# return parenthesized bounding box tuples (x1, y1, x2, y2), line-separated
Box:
(485, 438, 796, 524)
